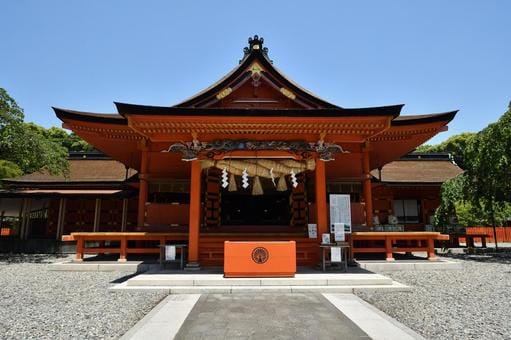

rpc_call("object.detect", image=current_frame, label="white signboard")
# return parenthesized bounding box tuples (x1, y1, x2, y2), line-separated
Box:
(334, 222, 345, 242)
(331, 247, 342, 263)
(165, 245, 176, 261)
(322, 233, 331, 245)
(307, 224, 318, 239)
(329, 194, 352, 234)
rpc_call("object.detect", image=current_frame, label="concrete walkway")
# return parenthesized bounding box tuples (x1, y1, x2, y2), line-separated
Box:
(120, 294, 200, 340)
(121, 293, 425, 339)
(175, 293, 370, 339)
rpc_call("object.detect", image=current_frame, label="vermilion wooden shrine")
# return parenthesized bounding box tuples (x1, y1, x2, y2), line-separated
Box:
(13, 36, 460, 267)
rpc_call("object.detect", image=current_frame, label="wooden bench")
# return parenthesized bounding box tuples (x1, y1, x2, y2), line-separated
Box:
(351, 231, 449, 261)
(62, 232, 187, 262)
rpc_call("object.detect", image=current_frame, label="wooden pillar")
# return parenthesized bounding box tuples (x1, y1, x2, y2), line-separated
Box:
(20, 198, 32, 240)
(385, 236, 394, 261)
(427, 238, 438, 261)
(93, 198, 101, 232)
(137, 147, 149, 227)
(119, 236, 127, 262)
(74, 237, 84, 262)
(56, 198, 67, 240)
(315, 159, 328, 240)
(121, 198, 128, 232)
(362, 149, 373, 228)
(186, 160, 202, 270)
(18, 199, 26, 239)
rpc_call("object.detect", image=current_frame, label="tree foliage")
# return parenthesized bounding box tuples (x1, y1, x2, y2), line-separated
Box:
(0, 160, 23, 180)
(435, 102, 511, 249)
(1, 122, 69, 175)
(0, 88, 24, 129)
(416, 132, 476, 169)
(45, 127, 93, 152)
(0, 87, 92, 179)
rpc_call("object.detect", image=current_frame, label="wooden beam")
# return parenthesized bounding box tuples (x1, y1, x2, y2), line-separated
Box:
(93, 199, 101, 232)
(362, 149, 373, 228)
(20, 198, 32, 240)
(121, 198, 128, 232)
(137, 146, 149, 227)
(56, 198, 67, 240)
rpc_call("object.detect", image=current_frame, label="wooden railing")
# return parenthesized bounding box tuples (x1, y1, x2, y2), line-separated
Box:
(466, 227, 511, 243)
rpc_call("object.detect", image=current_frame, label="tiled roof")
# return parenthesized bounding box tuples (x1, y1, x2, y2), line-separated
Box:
(373, 160, 463, 183)
(3, 159, 137, 183)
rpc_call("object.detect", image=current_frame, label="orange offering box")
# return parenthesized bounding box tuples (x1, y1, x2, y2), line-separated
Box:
(224, 241, 296, 278)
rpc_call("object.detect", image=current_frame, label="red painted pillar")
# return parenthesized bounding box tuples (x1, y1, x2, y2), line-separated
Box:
(315, 159, 328, 241)
(119, 237, 127, 262)
(75, 238, 84, 262)
(137, 147, 149, 227)
(385, 237, 394, 261)
(427, 238, 438, 261)
(362, 149, 373, 228)
(186, 160, 202, 270)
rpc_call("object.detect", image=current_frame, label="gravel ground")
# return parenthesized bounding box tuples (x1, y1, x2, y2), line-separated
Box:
(356, 253, 511, 340)
(0, 254, 167, 340)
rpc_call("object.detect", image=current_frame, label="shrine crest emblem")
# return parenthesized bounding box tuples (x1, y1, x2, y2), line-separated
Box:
(251, 247, 269, 264)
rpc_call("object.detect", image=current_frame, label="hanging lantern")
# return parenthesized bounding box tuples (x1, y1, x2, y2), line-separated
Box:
(277, 175, 287, 191)
(242, 168, 250, 189)
(252, 176, 263, 195)
(228, 173, 237, 192)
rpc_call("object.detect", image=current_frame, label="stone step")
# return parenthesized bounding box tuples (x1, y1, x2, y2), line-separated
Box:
(125, 273, 394, 287)
(112, 281, 410, 293)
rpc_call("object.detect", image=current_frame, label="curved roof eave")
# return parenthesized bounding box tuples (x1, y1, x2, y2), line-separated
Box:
(114, 102, 404, 118)
(391, 110, 458, 126)
(53, 107, 127, 125)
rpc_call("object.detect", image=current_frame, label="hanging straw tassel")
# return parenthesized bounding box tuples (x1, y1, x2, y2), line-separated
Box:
(252, 176, 264, 195)
(277, 175, 288, 191)
(228, 173, 237, 192)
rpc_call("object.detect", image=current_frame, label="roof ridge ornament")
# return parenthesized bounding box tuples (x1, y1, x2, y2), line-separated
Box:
(240, 35, 272, 64)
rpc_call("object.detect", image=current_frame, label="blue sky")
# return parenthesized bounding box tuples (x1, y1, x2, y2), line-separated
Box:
(1, 1, 510, 144)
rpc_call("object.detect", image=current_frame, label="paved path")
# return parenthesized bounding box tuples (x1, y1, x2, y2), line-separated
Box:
(175, 293, 370, 339)
(122, 293, 425, 340)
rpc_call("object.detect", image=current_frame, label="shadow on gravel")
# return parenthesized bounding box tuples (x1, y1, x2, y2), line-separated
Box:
(0, 253, 69, 264)
(110, 273, 140, 284)
(442, 252, 511, 264)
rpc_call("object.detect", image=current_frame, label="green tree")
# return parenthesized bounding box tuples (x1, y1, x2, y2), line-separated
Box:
(0, 88, 24, 128)
(434, 174, 465, 232)
(434, 103, 511, 250)
(0, 88, 69, 177)
(0, 160, 23, 180)
(416, 132, 476, 168)
(462, 103, 511, 250)
(45, 126, 93, 152)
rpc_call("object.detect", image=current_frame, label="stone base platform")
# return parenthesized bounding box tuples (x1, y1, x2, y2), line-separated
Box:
(110, 273, 410, 293)
(48, 260, 159, 272)
(356, 259, 462, 272)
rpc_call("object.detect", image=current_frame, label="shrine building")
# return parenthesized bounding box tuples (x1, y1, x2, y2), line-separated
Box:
(0, 36, 462, 267)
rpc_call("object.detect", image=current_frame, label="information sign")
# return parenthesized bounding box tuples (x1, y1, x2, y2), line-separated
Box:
(331, 247, 342, 263)
(329, 194, 352, 233)
(308, 224, 318, 239)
